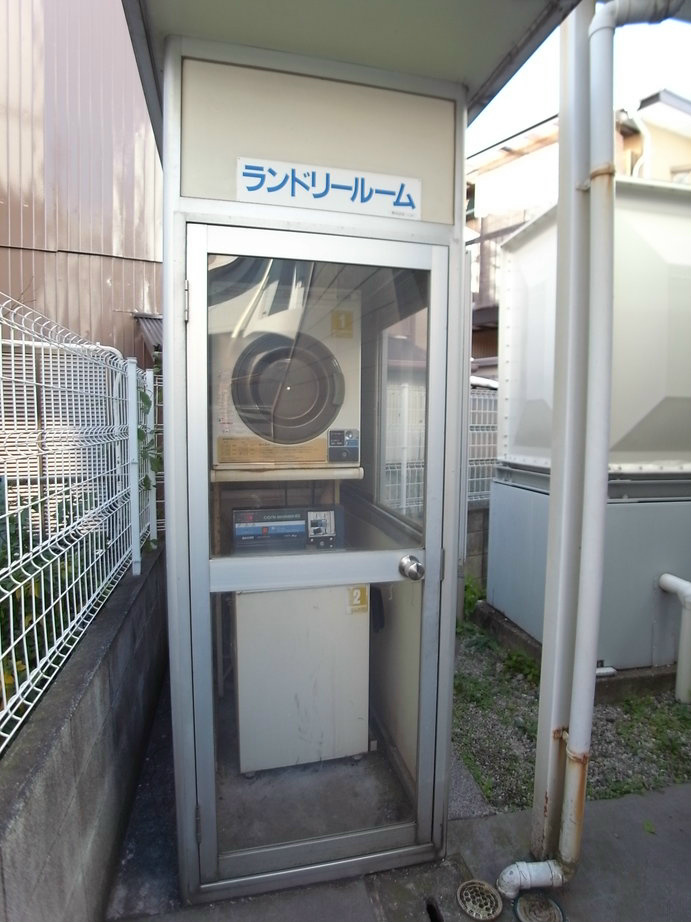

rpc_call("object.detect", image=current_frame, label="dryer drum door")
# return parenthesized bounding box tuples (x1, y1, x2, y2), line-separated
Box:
(231, 332, 346, 444)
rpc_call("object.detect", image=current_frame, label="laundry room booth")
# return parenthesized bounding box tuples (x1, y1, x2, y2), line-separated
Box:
(159, 41, 468, 903)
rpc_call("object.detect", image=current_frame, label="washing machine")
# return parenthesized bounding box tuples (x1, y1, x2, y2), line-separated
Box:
(209, 257, 361, 474)
(233, 583, 370, 773)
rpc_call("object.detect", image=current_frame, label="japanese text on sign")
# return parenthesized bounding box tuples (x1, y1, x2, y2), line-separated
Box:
(237, 157, 421, 220)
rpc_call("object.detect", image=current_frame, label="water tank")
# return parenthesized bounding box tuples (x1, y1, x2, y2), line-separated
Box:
(487, 179, 691, 669)
(498, 179, 691, 474)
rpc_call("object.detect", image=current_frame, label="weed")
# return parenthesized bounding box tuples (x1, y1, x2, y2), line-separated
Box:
(465, 751, 494, 800)
(453, 617, 691, 810)
(455, 619, 499, 654)
(454, 672, 493, 708)
(619, 695, 691, 765)
(593, 775, 648, 800)
(463, 574, 484, 618)
(503, 649, 540, 685)
(514, 714, 538, 741)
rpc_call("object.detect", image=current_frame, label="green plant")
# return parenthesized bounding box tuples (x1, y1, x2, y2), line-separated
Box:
(503, 648, 541, 685)
(514, 713, 538, 741)
(1, 500, 44, 702)
(456, 618, 499, 654)
(454, 671, 494, 708)
(619, 694, 691, 779)
(453, 611, 691, 810)
(463, 574, 484, 617)
(0, 486, 106, 710)
(593, 776, 649, 800)
(459, 746, 494, 800)
(137, 386, 163, 482)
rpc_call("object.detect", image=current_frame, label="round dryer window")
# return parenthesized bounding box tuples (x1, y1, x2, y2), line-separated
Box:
(231, 332, 346, 444)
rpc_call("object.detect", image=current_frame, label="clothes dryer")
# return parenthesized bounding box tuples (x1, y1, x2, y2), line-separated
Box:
(209, 258, 361, 473)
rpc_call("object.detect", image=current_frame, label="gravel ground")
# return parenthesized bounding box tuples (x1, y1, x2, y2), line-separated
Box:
(452, 619, 691, 812)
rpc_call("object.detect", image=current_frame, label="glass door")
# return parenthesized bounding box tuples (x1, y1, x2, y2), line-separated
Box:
(186, 224, 449, 889)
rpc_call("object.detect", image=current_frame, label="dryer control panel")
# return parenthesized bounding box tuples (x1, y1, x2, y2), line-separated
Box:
(232, 505, 344, 553)
(327, 429, 360, 463)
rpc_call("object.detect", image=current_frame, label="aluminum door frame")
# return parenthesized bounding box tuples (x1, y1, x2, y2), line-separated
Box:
(160, 36, 468, 904)
(186, 223, 448, 893)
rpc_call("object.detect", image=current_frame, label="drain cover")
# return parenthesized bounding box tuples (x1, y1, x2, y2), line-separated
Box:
(456, 879, 503, 920)
(514, 890, 565, 922)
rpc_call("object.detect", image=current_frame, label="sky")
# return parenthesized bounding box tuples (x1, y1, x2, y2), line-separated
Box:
(467, 17, 691, 156)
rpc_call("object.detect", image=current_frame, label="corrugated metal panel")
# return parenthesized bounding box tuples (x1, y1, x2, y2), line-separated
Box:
(0, 0, 162, 356)
(44, 0, 162, 260)
(0, 246, 161, 364)
(133, 312, 163, 358)
(0, 0, 48, 251)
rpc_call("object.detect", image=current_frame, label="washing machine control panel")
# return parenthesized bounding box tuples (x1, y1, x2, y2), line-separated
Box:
(232, 505, 344, 553)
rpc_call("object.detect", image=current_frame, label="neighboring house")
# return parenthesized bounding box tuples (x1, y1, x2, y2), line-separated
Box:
(465, 90, 691, 378)
(0, 0, 163, 362)
(618, 89, 691, 182)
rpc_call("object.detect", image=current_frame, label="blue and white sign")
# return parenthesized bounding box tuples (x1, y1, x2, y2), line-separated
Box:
(237, 157, 421, 220)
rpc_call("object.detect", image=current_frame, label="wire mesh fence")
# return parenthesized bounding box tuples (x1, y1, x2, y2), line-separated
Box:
(468, 386, 498, 503)
(382, 460, 426, 521)
(382, 383, 497, 515)
(382, 383, 427, 522)
(0, 293, 157, 755)
(0, 290, 495, 753)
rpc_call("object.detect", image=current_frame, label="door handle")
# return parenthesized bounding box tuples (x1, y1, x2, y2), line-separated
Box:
(399, 554, 425, 581)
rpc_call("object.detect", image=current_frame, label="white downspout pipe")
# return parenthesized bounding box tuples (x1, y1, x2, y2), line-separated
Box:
(531, 0, 592, 861)
(498, 0, 685, 901)
(555, 0, 618, 877)
(659, 574, 691, 703)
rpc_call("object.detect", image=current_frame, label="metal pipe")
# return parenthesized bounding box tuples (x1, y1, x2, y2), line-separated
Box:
(531, 0, 592, 861)
(498, 0, 685, 897)
(659, 573, 691, 703)
(557, 0, 686, 876)
(560, 1, 684, 862)
(552, 0, 618, 875)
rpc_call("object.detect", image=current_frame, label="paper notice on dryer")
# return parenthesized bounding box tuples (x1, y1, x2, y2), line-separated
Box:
(237, 157, 421, 220)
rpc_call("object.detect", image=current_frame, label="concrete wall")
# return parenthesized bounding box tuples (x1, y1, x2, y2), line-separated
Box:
(464, 503, 489, 585)
(0, 550, 167, 922)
